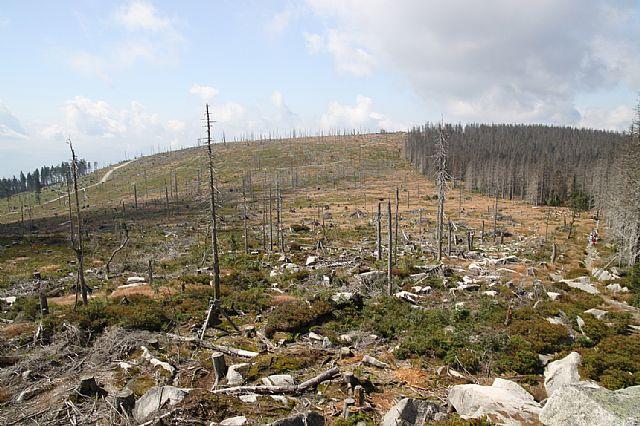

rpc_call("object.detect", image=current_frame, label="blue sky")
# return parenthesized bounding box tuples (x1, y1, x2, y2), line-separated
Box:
(1, 0, 639, 177)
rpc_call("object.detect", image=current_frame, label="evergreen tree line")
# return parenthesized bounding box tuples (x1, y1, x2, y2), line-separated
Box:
(0, 159, 95, 199)
(405, 123, 624, 206)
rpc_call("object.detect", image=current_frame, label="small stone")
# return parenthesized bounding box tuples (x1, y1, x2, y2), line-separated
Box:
(362, 355, 388, 368)
(262, 375, 295, 387)
(585, 308, 608, 320)
(340, 347, 353, 357)
(220, 416, 247, 426)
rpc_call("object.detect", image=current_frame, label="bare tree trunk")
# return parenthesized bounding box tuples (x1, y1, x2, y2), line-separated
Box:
(269, 187, 273, 251)
(436, 125, 447, 262)
(493, 190, 499, 243)
(387, 199, 393, 295)
(68, 141, 88, 306)
(205, 105, 221, 302)
(551, 242, 557, 264)
(133, 183, 138, 209)
(394, 187, 399, 259)
(376, 202, 382, 261)
(242, 178, 249, 254)
(148, 259, 153, 287)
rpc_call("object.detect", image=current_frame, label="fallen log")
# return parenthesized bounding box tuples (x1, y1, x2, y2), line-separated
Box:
(210, 366, 339, 395)
(166, 333, 259, 358)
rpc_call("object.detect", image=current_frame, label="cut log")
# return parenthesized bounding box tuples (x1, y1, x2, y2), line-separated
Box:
(210, 366, 339, 395)
(166, 333, 259, 358)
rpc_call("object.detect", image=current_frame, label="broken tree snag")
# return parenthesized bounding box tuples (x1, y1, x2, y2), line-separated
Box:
(36, 273, 48, 316)
(205, 104, 221, 302)
(242, 176, 249, 254)
(467, 230, 473, 252)
(210, 366, 339, 395)
(68, 139, 89, 306)
(377, 202, 382, 261)
(105, 222, 129, 280)
(551, 242, 557, 264)
(133, 182, 138, 209)
(395, 187, 399, 259)
(447, 221, 452, 256)
(148, 259, 153, 287)
(210, 352, 227, 390)
(387, 199, 393, 295)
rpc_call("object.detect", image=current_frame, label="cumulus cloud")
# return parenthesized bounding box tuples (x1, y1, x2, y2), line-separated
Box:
(320, 95, 402, 130)
(306, 0, 640, 125)
(304, 30, 374, 76)
(213, 102, 245, 123)
(0, 101, 27, 139)
(189, 84, 220, 101)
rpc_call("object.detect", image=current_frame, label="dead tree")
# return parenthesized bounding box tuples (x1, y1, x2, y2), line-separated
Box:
(242, 177, 249, 254)
(376, 202, 382, 261)
(394, 187, 399, 259)
(106, 222, 129, 279)
(69, 140, 89, 306)
(205, 104, 221, 301)
(493, 190, 499, 242)
(387, 199, 393, 295)
(435, 124, 448, 262)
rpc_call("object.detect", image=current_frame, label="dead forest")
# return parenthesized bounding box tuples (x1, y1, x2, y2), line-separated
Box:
(0, 112, 639, 425)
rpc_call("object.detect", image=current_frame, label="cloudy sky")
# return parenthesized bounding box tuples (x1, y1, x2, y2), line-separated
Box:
(1, 0, 639, 177)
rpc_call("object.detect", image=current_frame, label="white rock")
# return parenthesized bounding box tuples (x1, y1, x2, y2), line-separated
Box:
(270, 395, 288, 403)
(0, 296, 16, 306)
(411, 285, 432, 294)
(239, 394, 258, 403)
(547, 291, 561, 301)
(540, 383, 640, 425)
(219, 416, 247, 426)
(381, 398, 441, 426)
(262, 374, 295, 387)
(269, 270, 280, 278)
(395, 291, 419, 304)
(576, 316, 586, 333)
(226, 363, 249, 386)
(546, 316, 564, 325)
(561, 277, 600, 295)
(331, 292, 360, 305)
(482, 290, 498, 297)
(305, 256, 318, 266)
(133, 386, 190, 422)
(357, 270, 386, 285)
(454, 302, 465, 309)
(544, 352, 582, 398)
(362, 354, 388, 368)
(584, 308, 608, 320)
(127, 276, 146, 284)
(606, 283, 629, 293)
(448, 378, 541, 425)
(308, 332, 324, 341)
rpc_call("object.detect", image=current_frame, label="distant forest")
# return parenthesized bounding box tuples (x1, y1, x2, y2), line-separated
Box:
(405, 124, 624, 206)
(406, 121, 639, 265)
(0, 159, 95, 199)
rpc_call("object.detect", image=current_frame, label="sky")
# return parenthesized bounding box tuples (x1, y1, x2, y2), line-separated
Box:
(1, 0, 639, 178)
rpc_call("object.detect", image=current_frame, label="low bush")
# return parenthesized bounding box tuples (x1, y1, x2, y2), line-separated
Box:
(265, 299, 333, 337)
(581, 334, 640, 390)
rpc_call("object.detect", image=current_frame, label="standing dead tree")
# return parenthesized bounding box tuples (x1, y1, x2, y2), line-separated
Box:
(435, 124, 448, 262)
(201, 104, 239, 338)
(105, 222, 130, 280)
(376, 202, 382, 261)
(387, 199, 393, 295)
(68, 140, 89, 306)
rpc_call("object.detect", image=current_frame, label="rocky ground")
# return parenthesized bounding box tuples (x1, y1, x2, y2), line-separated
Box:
(0, 134, 639, 425)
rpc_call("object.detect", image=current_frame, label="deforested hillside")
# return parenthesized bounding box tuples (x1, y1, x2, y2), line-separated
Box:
(1, 129, 639, 425)
(406, 123, 625, 205)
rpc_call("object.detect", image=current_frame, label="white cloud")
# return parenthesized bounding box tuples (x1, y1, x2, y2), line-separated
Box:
(166, 119, 185, 132)
(213, 102, 245, 123)
(115, 0, 171, 32)
(304, 29, 374, 76)
(0, 101, 27, 140)
(39, 124, 66, 141)
(578, 105, 635, 130)
(189, 84, 220, 101)
(306, 0, 640, 125)
(320, 95, 402, 130)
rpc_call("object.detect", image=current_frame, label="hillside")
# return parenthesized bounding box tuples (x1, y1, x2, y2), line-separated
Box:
(0, 132, 639, 425)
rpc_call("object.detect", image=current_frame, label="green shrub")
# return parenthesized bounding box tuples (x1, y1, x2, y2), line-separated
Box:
(508, 318, 570, 354)
(11, 296, 41, 321)
(581, 334, 640, 390)
(265, 299, 333, 337)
